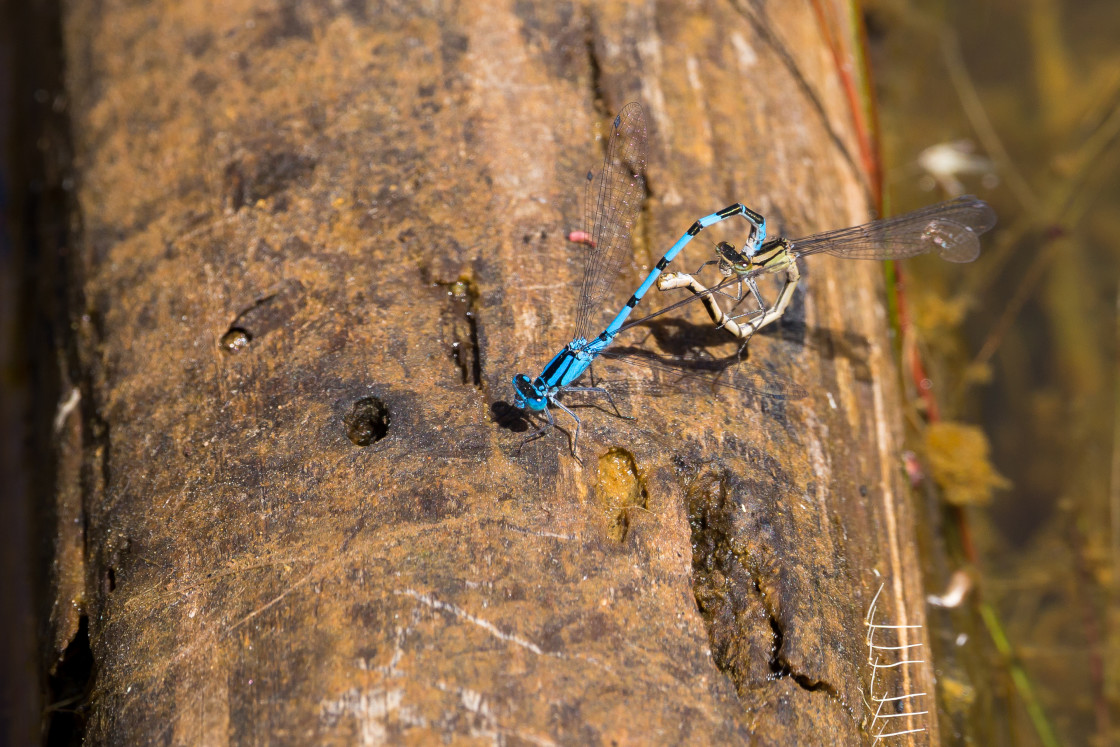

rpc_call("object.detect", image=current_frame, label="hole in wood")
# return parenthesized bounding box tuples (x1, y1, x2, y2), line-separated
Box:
(344, 396, 391, 446)
(220, 327, 252, 353)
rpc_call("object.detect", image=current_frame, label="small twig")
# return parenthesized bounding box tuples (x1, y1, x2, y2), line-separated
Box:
(1111, 286, 1120, 713)
(809, 0, 882, 206)
(978, 602, 1061, 747)
(970, 234, 1064, 368)
(940, 30, 1039, 213)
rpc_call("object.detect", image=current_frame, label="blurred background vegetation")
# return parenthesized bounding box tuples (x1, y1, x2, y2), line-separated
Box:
(867, 0, 1119, 743)
(3, 0, 1116, 744)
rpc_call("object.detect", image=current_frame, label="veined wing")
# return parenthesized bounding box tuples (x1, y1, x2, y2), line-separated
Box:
(572, 103, 648, 340)
(790, 196, 996, 263)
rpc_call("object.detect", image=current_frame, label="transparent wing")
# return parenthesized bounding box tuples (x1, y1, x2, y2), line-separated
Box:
(791, 196, 996, 263)
(572, 103, 648, 340)
(598, 348, 806, 400)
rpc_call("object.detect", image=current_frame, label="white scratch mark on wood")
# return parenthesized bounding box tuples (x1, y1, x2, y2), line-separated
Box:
(730, 32, 758, 71)
(434, 681, 558, 746)
(396, 589, 549, 657)
(223, 569, 314, 634)
(320, 688, 427, 746)
(686, 56, 703, 93)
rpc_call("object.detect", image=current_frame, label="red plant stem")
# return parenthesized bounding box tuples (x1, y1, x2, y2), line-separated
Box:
(892, 265, 943, 423)
(810, 0, 882, 207)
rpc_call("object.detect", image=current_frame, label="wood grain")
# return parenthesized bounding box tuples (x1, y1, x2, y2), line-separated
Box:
(53, 0, 935, 742)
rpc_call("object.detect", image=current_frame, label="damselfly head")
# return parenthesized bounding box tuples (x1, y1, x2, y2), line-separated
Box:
(512, 373, 548, 411)
(716, 241, 752, 274)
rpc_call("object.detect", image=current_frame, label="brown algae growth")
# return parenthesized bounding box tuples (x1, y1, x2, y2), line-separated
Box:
(595, 448, 648, 543)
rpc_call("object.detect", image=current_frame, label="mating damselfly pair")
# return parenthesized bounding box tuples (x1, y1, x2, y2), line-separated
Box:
(511, 103, 996, 453)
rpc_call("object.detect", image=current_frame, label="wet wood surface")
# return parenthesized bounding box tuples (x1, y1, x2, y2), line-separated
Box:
(52, 0, 936, 743)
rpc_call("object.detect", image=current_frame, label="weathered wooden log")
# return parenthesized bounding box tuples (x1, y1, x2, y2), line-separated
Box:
(49, 0, 935, 742)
